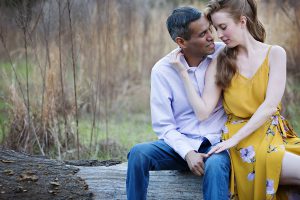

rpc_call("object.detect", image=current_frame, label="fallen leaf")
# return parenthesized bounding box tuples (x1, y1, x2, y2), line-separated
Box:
(15, 186, 25, 193)
(3, 169, 14, 176)
(19, 172, 39, 182)
(1, 160, 15, 163)
(50, 181, 60, 186)
(48, 190, 57, 195)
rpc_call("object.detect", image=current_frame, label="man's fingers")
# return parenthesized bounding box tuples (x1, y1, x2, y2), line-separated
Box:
(191, 160, 205, 176)
(198, 167, 204, 175)
(198, 161, 204, 171)
(191, 167, 202, 176)
(196, 160, 205, 175)
(192, 166, 204, 176)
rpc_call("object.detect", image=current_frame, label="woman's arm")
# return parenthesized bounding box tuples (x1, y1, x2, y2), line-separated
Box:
(172, 54, 222, 121)
(208, 45, 287, 154)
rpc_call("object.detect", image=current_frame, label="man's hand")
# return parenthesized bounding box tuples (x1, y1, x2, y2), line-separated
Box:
(185, 150, 209, 176)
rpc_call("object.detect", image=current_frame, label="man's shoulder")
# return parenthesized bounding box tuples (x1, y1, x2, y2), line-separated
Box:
(152, 48, 179, 74)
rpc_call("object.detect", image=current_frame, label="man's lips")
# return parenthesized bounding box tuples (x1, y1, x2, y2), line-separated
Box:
(207, 43, 215, 48)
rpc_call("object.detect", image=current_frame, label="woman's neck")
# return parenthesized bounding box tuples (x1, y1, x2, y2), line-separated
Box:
(237, 32, 263, 57)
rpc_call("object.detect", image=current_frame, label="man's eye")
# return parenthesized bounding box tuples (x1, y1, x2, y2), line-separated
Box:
(200, 32, 206, 37)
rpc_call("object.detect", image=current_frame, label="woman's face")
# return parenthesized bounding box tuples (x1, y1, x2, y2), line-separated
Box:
(211, 10, 243, 48)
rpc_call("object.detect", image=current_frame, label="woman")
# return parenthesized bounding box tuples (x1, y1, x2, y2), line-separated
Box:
(171, 0, 300, 199)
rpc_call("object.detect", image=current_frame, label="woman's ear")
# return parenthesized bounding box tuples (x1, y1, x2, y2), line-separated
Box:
(240, 15, 247, 28)
(175, 37, 186, 49)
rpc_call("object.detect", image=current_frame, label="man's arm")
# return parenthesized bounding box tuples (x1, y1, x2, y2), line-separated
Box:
(151, 67, 193, 159)
(151, 67, 207, 176)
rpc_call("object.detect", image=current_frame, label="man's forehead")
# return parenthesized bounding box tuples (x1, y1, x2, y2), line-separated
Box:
(189, 17, 210, 33)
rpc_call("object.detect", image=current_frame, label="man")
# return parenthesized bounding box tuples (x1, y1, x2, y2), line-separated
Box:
(126, 6, 230, 200)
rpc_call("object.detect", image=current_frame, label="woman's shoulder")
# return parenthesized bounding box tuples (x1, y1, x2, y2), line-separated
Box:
(267, 44, 287, 70)
(269, 44, 286, 58)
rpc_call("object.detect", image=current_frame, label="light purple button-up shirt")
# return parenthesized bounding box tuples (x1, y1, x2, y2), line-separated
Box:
(150, 42, 227, 159)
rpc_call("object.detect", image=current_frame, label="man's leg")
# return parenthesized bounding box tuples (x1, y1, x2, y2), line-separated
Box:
(203, 146, 230, 200)
(126, 140, 189, 200)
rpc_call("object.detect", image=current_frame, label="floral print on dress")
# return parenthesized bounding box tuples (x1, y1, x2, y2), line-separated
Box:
(271, 115, 279, 126)
(247, 171, 255, 181)
(266, 179, 275, 195)
(222, 125, 228, 134)
(231, 119, 245, 124)
(266, 127, 275, 136)
(240, 146, 256, 163)
(267, 145, 277, 153)
(279, 145, 285, 150)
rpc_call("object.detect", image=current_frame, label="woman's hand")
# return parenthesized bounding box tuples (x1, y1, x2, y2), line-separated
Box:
(170, 50, 187, 74)
(207, 137, 240, 155)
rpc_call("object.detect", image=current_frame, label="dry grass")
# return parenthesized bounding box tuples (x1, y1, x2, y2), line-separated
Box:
(0, 0, 299, 160)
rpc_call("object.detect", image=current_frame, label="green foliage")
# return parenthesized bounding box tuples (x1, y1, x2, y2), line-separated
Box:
(78, 113, 155, 161)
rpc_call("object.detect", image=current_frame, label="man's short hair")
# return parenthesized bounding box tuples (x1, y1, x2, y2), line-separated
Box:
(166, 6, 202, 42)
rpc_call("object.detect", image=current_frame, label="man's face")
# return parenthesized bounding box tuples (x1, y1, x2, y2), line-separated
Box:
(183, 17, 215, 57)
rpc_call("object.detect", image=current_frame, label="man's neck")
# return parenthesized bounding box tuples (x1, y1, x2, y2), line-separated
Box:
(182, 52, 206, 67)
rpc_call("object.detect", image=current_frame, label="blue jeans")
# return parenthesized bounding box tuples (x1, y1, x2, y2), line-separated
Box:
(126, 139, 230, 200)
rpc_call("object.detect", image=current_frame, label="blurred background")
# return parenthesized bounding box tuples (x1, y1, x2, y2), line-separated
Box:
(0, 0, 299, 161)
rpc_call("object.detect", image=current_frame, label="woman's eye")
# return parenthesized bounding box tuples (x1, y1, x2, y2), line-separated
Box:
(220, 25, 227, 30)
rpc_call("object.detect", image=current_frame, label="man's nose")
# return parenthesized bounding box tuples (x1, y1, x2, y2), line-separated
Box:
(206, 31, 213, 41)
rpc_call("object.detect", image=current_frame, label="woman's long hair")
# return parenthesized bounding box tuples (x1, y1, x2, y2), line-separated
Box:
(205, 0, 266, 89)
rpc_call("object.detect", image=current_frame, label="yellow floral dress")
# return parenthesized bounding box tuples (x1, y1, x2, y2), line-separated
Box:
(222, 46, 300, 200)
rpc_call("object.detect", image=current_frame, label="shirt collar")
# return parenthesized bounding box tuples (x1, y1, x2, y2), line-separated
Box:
(180, 54, 212, 69)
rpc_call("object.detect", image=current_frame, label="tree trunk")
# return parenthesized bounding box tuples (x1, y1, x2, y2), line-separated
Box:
(0, 149, 92, 200)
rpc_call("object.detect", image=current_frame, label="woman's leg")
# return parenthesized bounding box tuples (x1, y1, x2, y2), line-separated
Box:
(280, 151, 300, 185)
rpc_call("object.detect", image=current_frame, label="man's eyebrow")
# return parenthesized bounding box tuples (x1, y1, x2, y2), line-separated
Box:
(199, 25, 211, 35)
(199, 30, 207, 35)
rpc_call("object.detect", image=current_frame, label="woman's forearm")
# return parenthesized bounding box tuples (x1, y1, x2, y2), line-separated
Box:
(180, 71, 212, 121)
(232, 102, 277, 142)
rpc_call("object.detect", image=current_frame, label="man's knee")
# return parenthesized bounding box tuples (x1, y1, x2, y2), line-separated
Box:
(127, 143, 155, 166)
(128, 143, 145, 159)
(205, 152, 230, 173)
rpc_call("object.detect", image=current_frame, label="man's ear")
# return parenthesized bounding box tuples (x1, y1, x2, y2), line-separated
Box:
(175, 37, 186, 49)
(240, 15, 247, 28)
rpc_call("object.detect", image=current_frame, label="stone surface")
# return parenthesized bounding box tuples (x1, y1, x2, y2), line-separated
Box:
(77, 162, 203, 200)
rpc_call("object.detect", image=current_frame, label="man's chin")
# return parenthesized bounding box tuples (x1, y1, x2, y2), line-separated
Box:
(207, 48, 215, 55)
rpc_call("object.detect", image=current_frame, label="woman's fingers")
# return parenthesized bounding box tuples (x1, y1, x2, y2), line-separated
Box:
(207, 143, 226, 155)
(207, 146, 218, 155)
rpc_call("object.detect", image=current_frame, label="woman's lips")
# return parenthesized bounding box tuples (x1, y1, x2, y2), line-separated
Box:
(223, 39, 230, 45)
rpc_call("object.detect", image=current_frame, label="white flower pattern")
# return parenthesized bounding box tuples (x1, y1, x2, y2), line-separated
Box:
(240, 146, 256, 163)
(247, 172, 255, 181)
(266, 179, 275, 195)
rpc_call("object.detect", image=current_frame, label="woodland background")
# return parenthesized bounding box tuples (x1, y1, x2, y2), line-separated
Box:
(0, 0, 299, 161)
